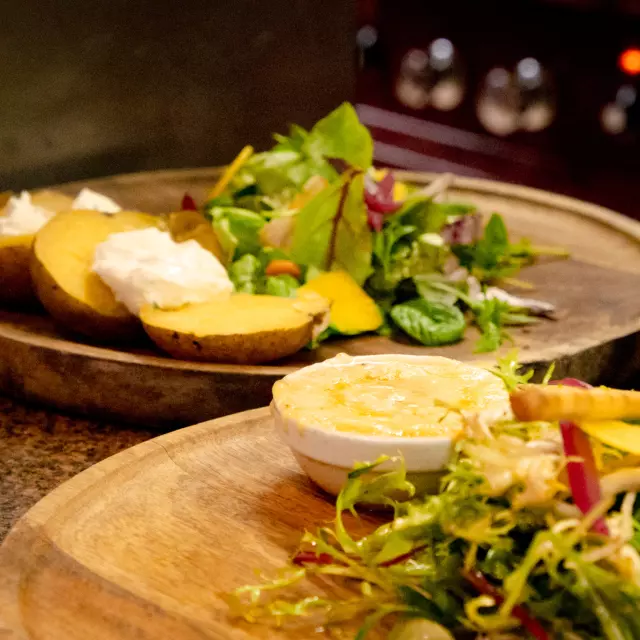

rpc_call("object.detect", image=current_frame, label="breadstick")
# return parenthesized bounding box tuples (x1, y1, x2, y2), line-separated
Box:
(510, 386, 640, 422)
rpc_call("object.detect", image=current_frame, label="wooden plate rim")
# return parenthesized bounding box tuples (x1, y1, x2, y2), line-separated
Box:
(0, 408, 271, 637)
(55, 165, 640, 243)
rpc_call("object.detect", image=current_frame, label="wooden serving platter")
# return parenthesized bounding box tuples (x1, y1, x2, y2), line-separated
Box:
(1, 168, 640, 426)
(0, 409, 374, 640)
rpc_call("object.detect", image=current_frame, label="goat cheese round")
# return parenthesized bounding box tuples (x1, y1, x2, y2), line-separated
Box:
(92, 228, 233, 315)
(0, 192, 55, 236)
(273, 354, 511, 438)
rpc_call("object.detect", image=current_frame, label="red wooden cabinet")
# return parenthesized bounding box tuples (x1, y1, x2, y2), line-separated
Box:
(356, 0, 640, 219)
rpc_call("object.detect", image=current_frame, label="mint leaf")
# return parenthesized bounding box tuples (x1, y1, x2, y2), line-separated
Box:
(390, 299, 465, 346)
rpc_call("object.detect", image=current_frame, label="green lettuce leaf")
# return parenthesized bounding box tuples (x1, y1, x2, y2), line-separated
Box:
(272, 123, 310, 153)
(368, 238, 447, 296)
(490, 350, 534, 390)
(370, 217, 417, 293)
(331, 172, 374, 284)
(413, 273, 461, 306)
(229, 103, 374, 202)
(237, 150, 315, 198)
(395, 199, 459, 235)
(205, 206, 265, 260)
(290, 170, 373, 285)
(303, 102, 373, 170)
(474, 316, 504, 353)
(289, 176, 346, 269)
(228, 254, 263, 294)
(265, 274, 299, 298)
(367, 198, 459, 296)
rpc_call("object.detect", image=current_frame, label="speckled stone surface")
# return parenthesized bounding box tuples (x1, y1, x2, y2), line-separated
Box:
(0, 395, 162, 541)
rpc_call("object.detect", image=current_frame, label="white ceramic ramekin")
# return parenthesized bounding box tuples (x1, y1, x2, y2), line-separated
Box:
(271, 354, 477, 497)
(272, 400, 452, 496)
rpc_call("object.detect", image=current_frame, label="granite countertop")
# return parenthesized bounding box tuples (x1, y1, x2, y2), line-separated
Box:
(0, 395, 163, 541)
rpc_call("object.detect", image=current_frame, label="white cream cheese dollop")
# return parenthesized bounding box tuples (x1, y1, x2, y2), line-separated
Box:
(72, 188, 121, 213)
(92, 227, 233, 315)
(0, 191, 55, 236)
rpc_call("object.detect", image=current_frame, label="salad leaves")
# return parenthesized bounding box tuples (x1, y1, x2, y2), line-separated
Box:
(230, 368, 640, 639)
(231, 102, 372, 203)
(193, 102, 565, 352)
(228, 253, 301, 298)
(453, 213, 567, 285)
(368, 200, 452, 295)
(390, 299, 465, 347)
(290, 170, 373, 285)
(228, 254, 262, 294)
(205, 203, 265, 260)
(303, 101, 373, 170)
(265, 274, 299, 298)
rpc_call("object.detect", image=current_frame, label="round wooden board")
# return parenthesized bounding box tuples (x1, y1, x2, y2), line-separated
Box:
(0, 408, 379, 640)
(1, 168, 640, 426)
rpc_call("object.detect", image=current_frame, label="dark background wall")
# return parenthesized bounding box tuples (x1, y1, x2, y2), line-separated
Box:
(355, 0, 640, 218)
(1, 0, 355, 190)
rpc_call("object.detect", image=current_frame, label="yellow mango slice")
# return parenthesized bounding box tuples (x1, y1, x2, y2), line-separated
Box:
(580, 421, 640, 455)
(298, 271, 382, 334)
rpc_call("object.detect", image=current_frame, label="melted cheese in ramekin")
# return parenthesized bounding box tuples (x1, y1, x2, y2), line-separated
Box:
(273, 354, 511, 438)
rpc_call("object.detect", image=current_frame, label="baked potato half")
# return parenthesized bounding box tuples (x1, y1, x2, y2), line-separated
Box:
(0, 235, 37, 306)
(31, 209, 160, 341)
(140, 294, 327, 364)
(0, 190, 74, 306)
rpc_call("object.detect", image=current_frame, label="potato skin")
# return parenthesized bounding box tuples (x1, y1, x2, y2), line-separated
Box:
(142, 321, 312, 364)
(0, 236, 38, 307)
(0, 190, 75, 308)
(30, 250, 142, 342)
